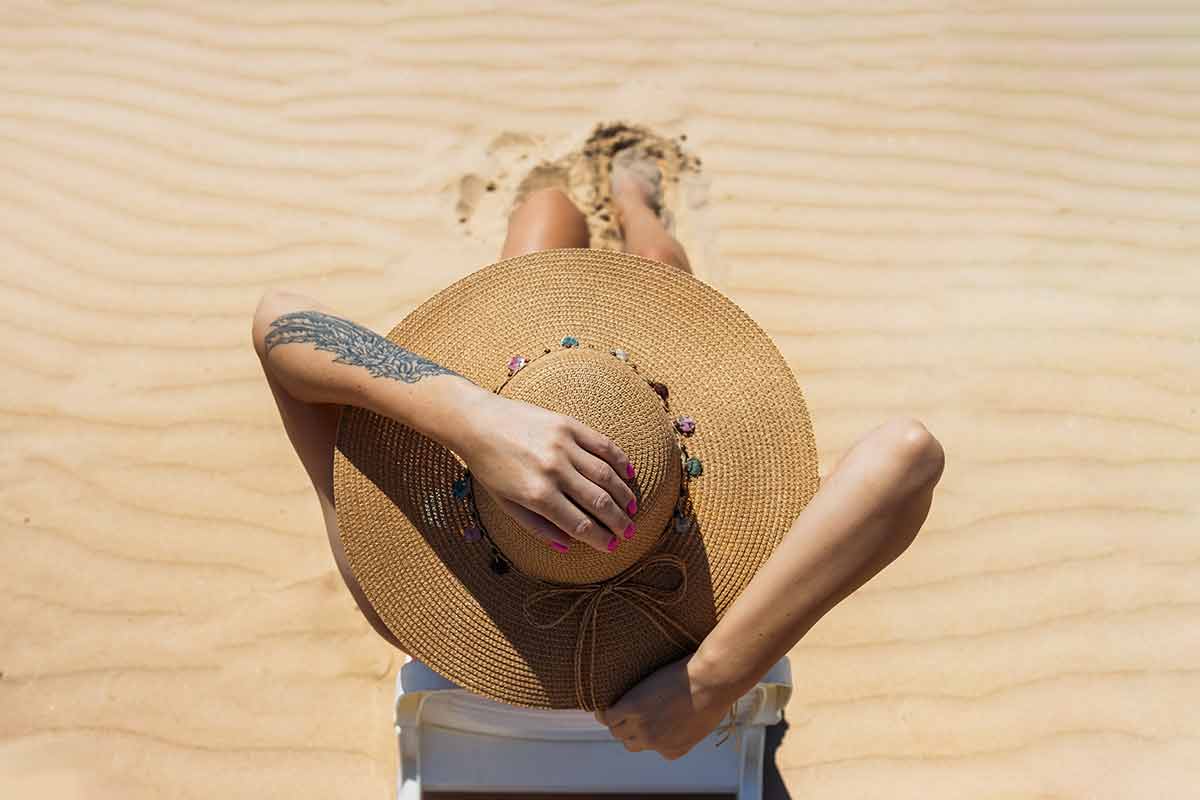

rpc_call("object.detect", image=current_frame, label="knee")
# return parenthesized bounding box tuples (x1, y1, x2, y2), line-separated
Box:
(502, 187, 590, 257)
(877, 417, 945, 489)
(512, 187, 582, 222)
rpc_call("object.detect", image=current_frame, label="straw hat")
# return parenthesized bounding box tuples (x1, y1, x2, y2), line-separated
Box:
(333, 248, 819, 710)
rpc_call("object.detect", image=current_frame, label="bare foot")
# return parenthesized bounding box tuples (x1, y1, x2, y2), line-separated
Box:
(611, 146, 670, 227)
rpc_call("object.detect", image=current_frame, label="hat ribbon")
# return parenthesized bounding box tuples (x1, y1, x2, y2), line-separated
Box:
(522, 553, 699, 711)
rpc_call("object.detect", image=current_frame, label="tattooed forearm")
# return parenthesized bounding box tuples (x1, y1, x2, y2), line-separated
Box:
(263, 311, 460, 384)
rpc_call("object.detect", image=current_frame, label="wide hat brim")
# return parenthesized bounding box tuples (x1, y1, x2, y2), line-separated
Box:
(333, 248, 819, 709)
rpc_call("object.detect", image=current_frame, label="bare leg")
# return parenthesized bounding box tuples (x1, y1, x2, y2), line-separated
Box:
(611, 149, 692, 273)
(501, 187, 590, 258)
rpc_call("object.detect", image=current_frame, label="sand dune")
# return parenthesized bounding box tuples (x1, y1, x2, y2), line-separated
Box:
(2, 2, 1198, 797)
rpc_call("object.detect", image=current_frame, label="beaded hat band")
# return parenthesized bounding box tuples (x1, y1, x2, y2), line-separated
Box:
(333, 248, 820, 711)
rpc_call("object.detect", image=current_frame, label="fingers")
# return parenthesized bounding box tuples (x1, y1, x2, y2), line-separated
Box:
(561, 468, 634, 543)
(570, 448, 638, 520)
(572, 423, 635, 481)
(594, 708, 628, 734)
(597, 705, 652, 753)
(496, 498, 571, 551)
(605, 716, 643, 751)
(595, 706, 631, 731)
(613, 729, 684, 760)
(494, 417, 637, 554)
(619, 734, 644, 753)
(598, 703, 633, 734)
(597, 699, 687, 760)
(536, 492, 614, 553)
(614, 726, 651, 754)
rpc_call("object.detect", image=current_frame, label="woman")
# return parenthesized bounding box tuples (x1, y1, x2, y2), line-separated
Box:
(251, 152, 945, 760)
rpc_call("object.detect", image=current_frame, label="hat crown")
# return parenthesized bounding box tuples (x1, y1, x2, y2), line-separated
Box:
(474, 347, 681, 584)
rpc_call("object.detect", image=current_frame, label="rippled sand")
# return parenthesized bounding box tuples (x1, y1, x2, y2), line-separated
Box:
(2, 3, 1198, 798)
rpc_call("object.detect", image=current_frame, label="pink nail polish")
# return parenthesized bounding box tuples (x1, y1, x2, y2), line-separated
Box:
(623, 523, 636, 540)
(606, 537, 618, 553)
(550, 541, 569, 553)
(626, 463, 635, 480)
(626, 499, 638, 515)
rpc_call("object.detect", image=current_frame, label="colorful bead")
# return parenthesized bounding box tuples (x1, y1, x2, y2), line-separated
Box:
(507, 355, 527, 373)
(610, 348, 629, 361)
(674, 415, 696, 435)
(463, 526, 482, 542)
(452, 477, 470, 499)
(685, 457, 704, 477)
(650, 381, 669, 402)
(560, 335, 580, 348)
(673, 512, 694, 534)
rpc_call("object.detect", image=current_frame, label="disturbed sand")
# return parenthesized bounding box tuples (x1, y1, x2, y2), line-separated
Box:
(2, 3, 1198, 798)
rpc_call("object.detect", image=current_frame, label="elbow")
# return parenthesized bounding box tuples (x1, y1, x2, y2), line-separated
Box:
(879, 417, 945, 492)
(251, 288, 301, 362)
(251, 289, 278, 361)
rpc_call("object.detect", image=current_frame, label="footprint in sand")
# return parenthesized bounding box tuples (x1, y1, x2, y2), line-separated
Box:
(514, 162, 573, 206)
(488, 130, 541, 156)
(455, 173, 486, 224)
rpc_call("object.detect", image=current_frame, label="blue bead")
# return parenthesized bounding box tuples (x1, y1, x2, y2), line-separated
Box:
(560, 335, 579, 348)
(452, 477, 470, 499)
(685, 457, 703, 477)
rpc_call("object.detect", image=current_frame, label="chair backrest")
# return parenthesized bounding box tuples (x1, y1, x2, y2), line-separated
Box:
(396, 657, 792, 799)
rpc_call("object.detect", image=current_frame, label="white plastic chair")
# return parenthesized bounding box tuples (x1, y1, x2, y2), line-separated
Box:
(395, 655, 791, 798)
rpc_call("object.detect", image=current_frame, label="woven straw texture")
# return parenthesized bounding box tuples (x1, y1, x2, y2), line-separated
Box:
(475, 347, 682, 584)
(333, 248, 819, 709)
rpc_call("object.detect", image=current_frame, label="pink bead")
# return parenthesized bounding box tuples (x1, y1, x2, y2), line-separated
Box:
(675, 415, 696, 435)
(507, 355, 527, 373)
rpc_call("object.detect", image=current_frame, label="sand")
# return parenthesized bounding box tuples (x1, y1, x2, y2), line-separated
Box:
(2, 3, 1198, 798)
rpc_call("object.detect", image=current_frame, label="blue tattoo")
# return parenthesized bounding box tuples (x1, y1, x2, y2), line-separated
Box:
(264, 311, 459, 384)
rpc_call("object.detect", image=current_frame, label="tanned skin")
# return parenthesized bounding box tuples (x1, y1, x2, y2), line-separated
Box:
(252, 170, 945, 760)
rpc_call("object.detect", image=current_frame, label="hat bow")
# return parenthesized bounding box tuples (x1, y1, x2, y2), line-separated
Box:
(522, 553, 698, 711)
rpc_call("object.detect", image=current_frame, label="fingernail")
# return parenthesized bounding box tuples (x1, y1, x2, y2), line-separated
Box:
(626, 499, 638, 515)
(550, 541, 569, 553)
(623, 523, 636, 540)
(626, 463, 635, 479)
(606, 536, 619, 553)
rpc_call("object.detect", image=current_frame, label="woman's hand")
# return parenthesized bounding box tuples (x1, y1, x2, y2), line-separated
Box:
(596, 418, 946, 758)
(595, 652, 739, 760)
(452, 390, 639, 553)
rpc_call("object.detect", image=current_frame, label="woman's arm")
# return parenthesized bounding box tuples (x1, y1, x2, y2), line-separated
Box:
(252, 289, 639, 554)
(252, 289, 487, 448)
(597, 418, 945, 759)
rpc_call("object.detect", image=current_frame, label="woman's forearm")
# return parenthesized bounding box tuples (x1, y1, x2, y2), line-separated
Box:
(251, 290, 490, 452)
(690, 419, 945, 701)
(252, 288, 641, 553)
